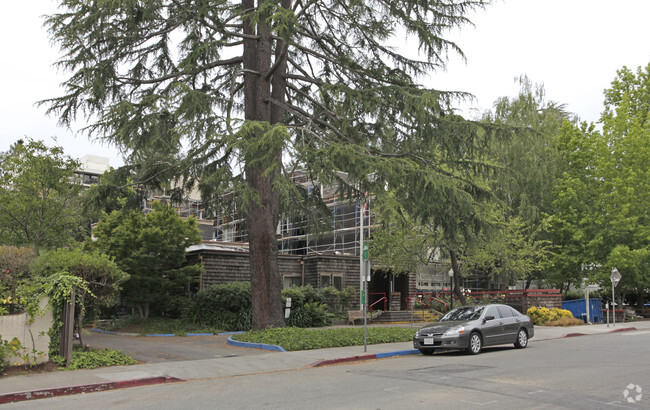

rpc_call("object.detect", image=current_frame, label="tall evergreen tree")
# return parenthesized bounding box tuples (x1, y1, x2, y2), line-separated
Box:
(43, 0, 489, 329)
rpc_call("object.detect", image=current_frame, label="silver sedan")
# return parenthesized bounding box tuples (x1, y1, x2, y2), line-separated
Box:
(413, 304, 534, 355)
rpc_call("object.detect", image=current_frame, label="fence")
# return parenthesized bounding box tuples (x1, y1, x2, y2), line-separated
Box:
(423, 289, 562, 313)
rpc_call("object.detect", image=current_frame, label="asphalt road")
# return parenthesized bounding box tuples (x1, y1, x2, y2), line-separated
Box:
(83, 331, 268, 363)
(16, 328, 650, 409)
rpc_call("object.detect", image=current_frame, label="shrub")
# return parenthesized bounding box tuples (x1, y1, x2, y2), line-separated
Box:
(182, 282, 252, 331)
(282, 285, 355, 327)
(286, 302, 332, 327)
(232, 327, 415, 351)
(545, 317, 585, 326)
(527, 306, 575, 325)
(51, 347, 136, 370)
(0, 336, 45, 372)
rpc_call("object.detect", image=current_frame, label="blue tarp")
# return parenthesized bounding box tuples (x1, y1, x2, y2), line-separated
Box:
(562, 298, 603, 323)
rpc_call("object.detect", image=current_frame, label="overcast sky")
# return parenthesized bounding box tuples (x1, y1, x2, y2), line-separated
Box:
(1, 0, 649, 168)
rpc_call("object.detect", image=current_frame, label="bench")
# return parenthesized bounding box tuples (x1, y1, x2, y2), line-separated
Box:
(347, 310, 366, 325)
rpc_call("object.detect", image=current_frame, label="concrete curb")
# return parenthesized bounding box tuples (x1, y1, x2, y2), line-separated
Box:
(226, 335, 287, 352)
(0, 376, 183, 405)
(309, 349, 420, 367)
(562, 326, 637, 338)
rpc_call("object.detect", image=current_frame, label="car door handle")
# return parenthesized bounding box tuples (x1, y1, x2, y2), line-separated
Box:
(516, 319, 520, 322)
(499, 321, 504, 325)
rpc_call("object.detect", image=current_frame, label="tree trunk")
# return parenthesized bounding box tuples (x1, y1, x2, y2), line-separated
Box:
(449, 250, 468, 306)
(243, 0, 286, 330)
(137, 303, 150, 320)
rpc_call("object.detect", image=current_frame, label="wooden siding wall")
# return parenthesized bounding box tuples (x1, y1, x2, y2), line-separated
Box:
(188, 250, 364, 310)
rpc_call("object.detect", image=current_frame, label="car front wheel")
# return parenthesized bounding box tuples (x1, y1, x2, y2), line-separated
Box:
(467, 332, 482, 355)
(514, 328, 528, 349)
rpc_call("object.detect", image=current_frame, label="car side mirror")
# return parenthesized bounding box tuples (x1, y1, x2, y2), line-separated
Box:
(483, 315, 495, 323)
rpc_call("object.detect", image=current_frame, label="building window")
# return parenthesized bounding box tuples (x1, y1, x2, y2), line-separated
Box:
(321, 275, 342, 290)
(283, 276, 301, 289)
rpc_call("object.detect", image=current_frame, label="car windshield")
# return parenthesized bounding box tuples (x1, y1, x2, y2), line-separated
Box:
(440, 306, 484, 321)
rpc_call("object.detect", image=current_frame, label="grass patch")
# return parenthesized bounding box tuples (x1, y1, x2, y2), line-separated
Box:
(100, 315, 223, 335)
(51, 347, 136, 370)
(231, 327, 415, 351)
(544, 317, 585, 327)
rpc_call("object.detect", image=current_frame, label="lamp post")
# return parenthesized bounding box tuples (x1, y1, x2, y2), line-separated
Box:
(448, 269, 454, 310)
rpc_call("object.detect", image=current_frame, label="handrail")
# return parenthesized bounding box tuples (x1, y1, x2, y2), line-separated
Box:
(369, 296, 387, 320)
(411, 293, 449, 312)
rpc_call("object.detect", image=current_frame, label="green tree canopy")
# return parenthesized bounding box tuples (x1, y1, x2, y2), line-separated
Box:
(595, 64, 650, 302)
(44, 0, 492, 329)
(0, 139, 84, 249)
(544, 63, 650, 300)
(92, 201, 203, 319)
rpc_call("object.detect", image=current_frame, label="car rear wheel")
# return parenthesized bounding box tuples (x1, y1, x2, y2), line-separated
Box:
(514, 328, 528, 349)
(467, 332, 482, 355)
(419, 348, 435, 356)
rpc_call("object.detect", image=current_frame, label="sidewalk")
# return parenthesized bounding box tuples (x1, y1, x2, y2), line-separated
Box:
(2, 320, 649, 404)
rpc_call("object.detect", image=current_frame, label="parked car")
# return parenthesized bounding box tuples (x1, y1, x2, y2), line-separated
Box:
(413, 304, 534, 355)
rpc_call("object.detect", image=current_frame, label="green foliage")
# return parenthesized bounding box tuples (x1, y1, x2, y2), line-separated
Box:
(281, 285, 356, 327)
(543, 63, 650, 299)
(0, 246, 37, 314)
(106, 315, 220, 335)
(80, 168, 145, 223)
(465, 214, 550, 287)
(0, 139, 84, 249)
(182, 282, 252, 331)
(286, 302, 332, 328)
(92, 201, 203, 318)
(0, 336, 45, 372)
(50, 347, 136, 370)
(526, 306, 574, 325)
(31, 247, 128, 349)
(43, 0, 490, 330)
(232, 327, 415, 351)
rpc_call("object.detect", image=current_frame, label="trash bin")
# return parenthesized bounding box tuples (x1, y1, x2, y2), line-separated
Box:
(562, 299, 603, 323)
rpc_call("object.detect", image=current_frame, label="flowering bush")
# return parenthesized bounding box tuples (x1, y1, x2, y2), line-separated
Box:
(0, 336, 45, 373)
(0, 296, 27, 316)
(527, 306, 574, 325)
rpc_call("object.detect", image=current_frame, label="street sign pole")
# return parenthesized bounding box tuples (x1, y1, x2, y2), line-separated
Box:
(610, 268, 621, 327)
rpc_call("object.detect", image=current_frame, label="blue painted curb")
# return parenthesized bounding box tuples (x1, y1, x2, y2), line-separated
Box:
(227, 335, 287, 352)
(145, 333, 175, 337)
(89, 328, 120, 335)
(218, 331, 247, 335)
(375, 349, 420, 359)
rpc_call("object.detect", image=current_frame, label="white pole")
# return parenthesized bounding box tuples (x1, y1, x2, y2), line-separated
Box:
(585, 287, 591, 325)
(612, 281, 616, 327)
(359, 202, 364, 307)
(363, 266, 367, 352)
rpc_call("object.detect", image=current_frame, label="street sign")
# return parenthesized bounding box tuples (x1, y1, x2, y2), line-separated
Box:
(362, 243, 369, 261)
(610, 268, 621, 287)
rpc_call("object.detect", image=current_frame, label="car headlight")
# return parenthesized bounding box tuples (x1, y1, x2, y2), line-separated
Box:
(414, 330, 420, 338)
(443, 326, 464, 337)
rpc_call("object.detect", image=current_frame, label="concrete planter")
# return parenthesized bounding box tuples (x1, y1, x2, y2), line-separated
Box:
(1, 298, 52, 366)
